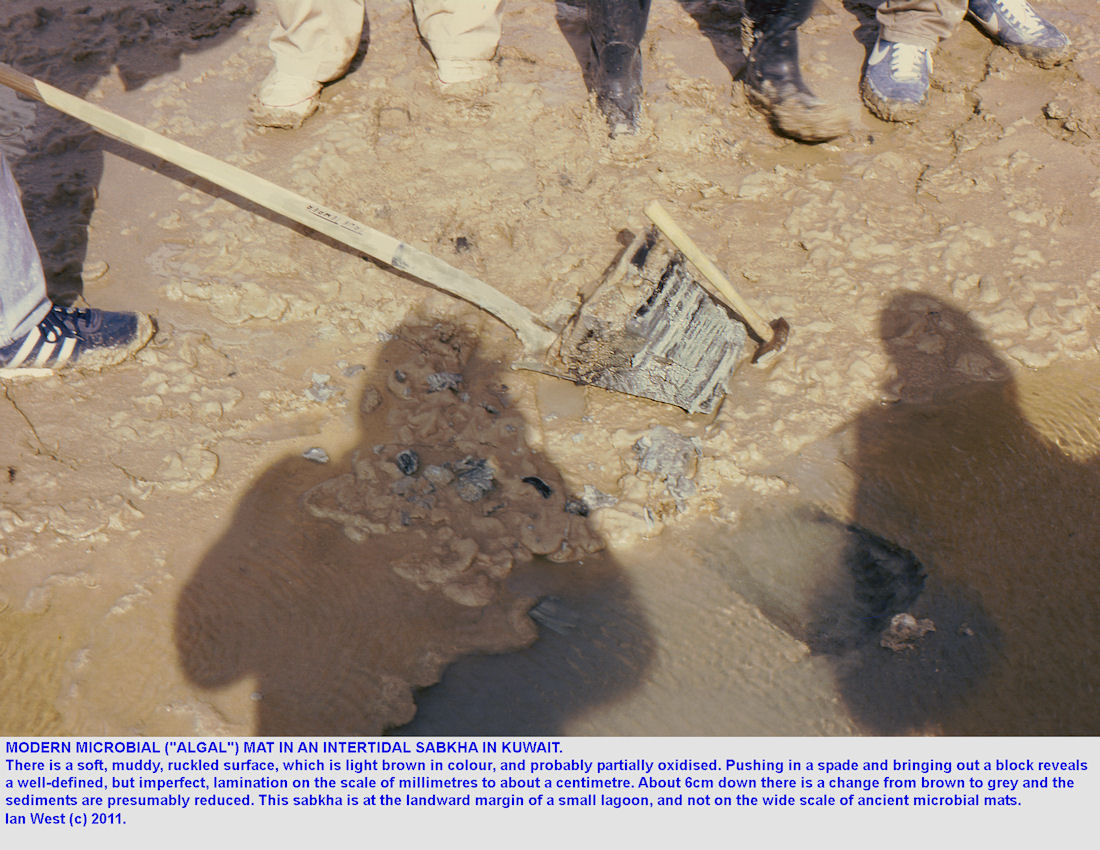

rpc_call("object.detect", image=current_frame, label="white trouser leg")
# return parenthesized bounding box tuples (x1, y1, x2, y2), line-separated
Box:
(269, 0, 366, 82)
(412, 0, 504, 83)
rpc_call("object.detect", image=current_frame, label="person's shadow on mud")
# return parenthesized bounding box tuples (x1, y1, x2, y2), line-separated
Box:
(836, 290, 1100, 734)
(175, 322, 655, 735)
(0, 2, 255, 301)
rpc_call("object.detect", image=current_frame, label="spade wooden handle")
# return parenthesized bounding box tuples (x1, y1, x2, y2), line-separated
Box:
(0, 61, 556, 353)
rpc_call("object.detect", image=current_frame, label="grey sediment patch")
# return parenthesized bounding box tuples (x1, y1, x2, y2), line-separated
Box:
(395, 449, 420, 476)
(710, 502, 926, 654)
(700, 500, 997, 732)
(634, 426, 700, 511)
(451, 456, 495, 502)
(305, 373, 336, 403)
(426, 371, 463, 392)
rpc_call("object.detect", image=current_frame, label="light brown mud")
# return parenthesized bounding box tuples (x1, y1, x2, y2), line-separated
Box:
(1, 0, 1098, 736)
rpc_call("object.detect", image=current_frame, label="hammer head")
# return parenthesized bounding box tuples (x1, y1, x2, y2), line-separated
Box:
(751, 317, 790, 365)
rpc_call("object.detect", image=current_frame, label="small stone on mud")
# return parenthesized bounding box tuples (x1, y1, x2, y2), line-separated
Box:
(564, 498, 589, 516)
(880, 612, 936, 652)
(360, 386, 382, 414)
(426, 371, 463, 393)
(393, 370, 407, 383)
(1042, 101, 1067, 120)
(634, 426, 698, 480)
(395, 450, 420, 476)
(423, 464, 454, 486)
(305, 373, 336, 402)
(452, 456, 495, 502)
(302, 447, 330, 464)
(581, 484, 618, 510)
(522, 476, 553, 498)
(634, 426, 700, 510)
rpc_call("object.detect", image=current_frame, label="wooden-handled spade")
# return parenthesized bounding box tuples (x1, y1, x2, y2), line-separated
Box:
(0, 62, 751, 413)
(645, 201, 789, 364)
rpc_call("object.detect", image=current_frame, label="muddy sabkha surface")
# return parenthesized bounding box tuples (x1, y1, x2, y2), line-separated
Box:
(1, 0, 1099, 736)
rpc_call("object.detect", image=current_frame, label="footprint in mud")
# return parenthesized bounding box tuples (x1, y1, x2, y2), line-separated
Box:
(175, 323, 655, 735)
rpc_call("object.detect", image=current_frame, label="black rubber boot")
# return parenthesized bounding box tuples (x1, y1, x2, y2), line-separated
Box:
(743, 0, 851, 142)
(587, 0, 652, 135)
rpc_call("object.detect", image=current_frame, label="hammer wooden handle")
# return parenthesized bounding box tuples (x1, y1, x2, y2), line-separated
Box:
(644, 200, 773, 342)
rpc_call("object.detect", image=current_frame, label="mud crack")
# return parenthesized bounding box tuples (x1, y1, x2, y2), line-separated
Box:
(3, 386, 69, 466)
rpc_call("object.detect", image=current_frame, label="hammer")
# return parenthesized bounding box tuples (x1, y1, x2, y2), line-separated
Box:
(645, 201, 789, 364)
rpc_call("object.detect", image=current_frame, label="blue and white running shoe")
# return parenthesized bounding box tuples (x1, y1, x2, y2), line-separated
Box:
(861, 38, 933, 123)
(0, 305, 155, 376)
(967, 0, 1074, 67)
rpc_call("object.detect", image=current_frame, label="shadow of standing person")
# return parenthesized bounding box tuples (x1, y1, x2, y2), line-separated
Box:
(0, 1, 254, 303)
(838, 290, 1100, 734)
(175, 322, 655, 735)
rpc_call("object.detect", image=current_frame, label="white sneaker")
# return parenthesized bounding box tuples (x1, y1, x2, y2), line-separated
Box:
(967, 0, 1074, 68)
(861, 38, 933, 123)
(250, 71, 321, 129)
(435, 58, 494, 86)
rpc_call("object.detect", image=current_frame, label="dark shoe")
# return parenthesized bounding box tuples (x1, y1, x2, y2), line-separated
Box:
(0, 305, 155, 376)
(587, 0, 652, 136)
(967, 0, 1074, 68)
(593, 41, 644, 135)
(743, 11, 852, 142)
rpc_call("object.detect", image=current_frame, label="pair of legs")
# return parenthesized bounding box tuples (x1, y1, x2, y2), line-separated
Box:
(863, 0, 1074, 122)
(0, 153, 152, 373)
(587, 1, 1074, 140)
(587, 0, 851, 143)
(254, 0, 505, 128)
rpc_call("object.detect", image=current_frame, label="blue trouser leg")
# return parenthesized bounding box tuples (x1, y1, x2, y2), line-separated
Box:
(0, 152, 50, 346)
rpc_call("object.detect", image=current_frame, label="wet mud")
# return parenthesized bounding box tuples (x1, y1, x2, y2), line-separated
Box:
(773, 294, 1100, 734)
